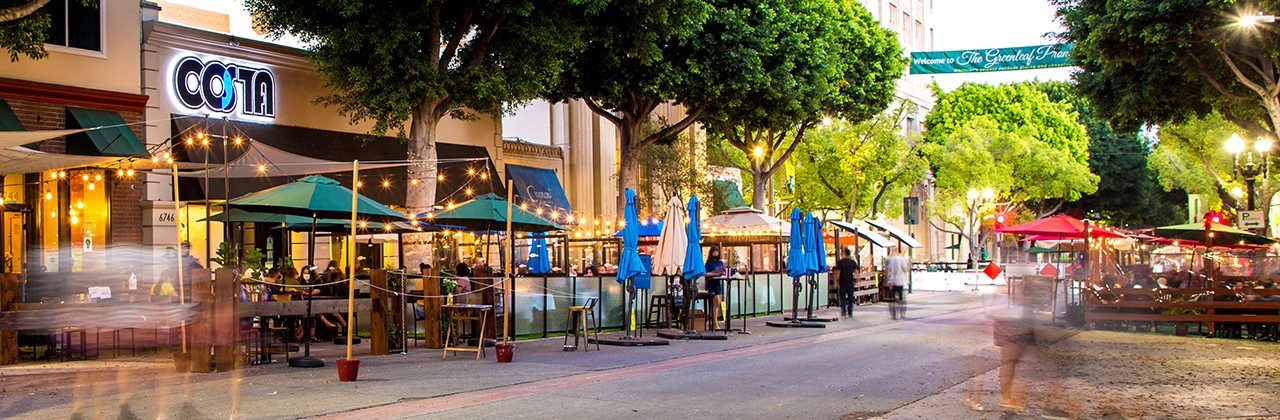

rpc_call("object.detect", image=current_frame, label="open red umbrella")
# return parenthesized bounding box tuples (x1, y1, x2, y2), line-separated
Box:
(997, 214, 1127, 238)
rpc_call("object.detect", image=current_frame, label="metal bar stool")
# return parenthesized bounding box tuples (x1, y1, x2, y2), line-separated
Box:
(563, 297, 600, 351)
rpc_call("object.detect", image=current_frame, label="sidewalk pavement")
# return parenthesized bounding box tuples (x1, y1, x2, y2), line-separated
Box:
(0, 290, 982, 419)
(876, 329, 1280, 419)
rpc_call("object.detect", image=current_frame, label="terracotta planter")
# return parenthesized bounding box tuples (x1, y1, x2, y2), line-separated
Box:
(1175, 324, 1189, 337)
(173, 352, 191, 373)
(336, 358, 360, 382)
(495, 343, 515, 363)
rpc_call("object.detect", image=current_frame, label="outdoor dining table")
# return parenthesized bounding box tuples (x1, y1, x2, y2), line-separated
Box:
(721, 275, 750, 334)
(442, 303, 492, 360)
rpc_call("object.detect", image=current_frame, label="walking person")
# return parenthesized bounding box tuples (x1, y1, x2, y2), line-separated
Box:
(885, 249, 910, 319)
(835, 247, 858, 317)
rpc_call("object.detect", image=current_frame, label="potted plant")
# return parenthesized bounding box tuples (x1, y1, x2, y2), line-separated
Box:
(1161, 306, 1205, 336)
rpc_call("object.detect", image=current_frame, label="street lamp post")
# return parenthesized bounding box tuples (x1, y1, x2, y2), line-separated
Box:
(1224, 133, 1271, 211)
(965, 187, 995, 269)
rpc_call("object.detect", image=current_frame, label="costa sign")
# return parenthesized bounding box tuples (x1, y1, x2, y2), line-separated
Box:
(172, 55, 275, 118)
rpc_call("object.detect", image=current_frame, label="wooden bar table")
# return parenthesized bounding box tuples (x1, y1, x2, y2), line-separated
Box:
(442, 303, 492, 360)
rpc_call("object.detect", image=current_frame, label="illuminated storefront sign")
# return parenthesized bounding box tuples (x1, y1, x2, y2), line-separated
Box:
(171, 55, 276, 119)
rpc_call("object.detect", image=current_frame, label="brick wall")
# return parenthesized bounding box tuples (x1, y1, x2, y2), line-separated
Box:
(2, 96, 147, 246)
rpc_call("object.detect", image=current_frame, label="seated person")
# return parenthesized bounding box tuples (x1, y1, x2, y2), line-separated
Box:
(149, 269, 178, 302)
(704, 246, 727, 329)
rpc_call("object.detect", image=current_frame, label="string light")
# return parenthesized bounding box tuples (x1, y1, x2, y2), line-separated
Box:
(356, 181, 364, 188)
(411, 178, 419, 186)
(126, 169, 134, 176)
(117, 169, 124, 177)
(465, 187, 473, 196)
(87, 183, 95, 191)
(81, 174, 89, 181)
(44, 192, 51, 200)
(467, 168, 475, 176)
(382, 180, 391, 188)
(257, 164, 266, 173)
(437, 174, 445, 182)
(480, 173, 488, 180)
(233, 136, 243, 145)
(94, 174, 102, 181)
(76, 200, 83, 209)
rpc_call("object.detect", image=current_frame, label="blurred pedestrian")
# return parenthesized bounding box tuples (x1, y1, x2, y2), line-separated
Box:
(835, 247, 858, 317)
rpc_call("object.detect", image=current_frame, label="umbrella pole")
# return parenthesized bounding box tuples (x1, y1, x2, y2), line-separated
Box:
(504, 180, 513, 344)
(173, 163, 187, 354)
(345, 161, 359, 361)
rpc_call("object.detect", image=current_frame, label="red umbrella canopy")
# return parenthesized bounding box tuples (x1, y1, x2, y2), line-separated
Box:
(996, 214, 1126, 238)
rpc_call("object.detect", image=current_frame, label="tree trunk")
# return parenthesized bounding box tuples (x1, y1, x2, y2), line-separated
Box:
(750, 169, 769, 211)
(616, 119, 643, 213)
(404, 100, 442, 267)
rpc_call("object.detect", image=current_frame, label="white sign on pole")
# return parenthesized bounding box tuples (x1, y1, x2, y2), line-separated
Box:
(1239, 210, 1265, 229)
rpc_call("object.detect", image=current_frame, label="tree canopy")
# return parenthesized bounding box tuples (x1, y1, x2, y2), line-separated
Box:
(1055, 0, 1280, 228)
(700, 0, 904, 210)
(1148, 112, 1260, 216)
(1035, 81, 1185, 227)
(246, 0, 587, 215)
(787, 104, 927, 219)
(923, 82, 1097, 217)
(550, 0, 715, 211)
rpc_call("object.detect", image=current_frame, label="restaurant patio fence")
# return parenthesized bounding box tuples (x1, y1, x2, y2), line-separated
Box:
(504, 272, 826, 338)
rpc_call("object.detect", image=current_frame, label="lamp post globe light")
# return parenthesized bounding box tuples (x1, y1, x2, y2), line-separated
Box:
(1225, 133, 1271, 211)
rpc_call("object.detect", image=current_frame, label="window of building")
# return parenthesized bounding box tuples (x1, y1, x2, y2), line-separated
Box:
(42, 0, 102, 52)
(916, 20, 925, 50)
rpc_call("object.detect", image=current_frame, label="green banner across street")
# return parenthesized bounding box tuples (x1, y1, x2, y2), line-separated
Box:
(909, 43, 1073, 74)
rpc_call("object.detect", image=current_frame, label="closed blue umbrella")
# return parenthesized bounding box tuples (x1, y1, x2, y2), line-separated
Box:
(616, 188, 646, 283)
(803, 213, 819, 275)
(527, 235, 551, 275)
(787, 208, 807, 279)
(683, 196, 706, 281)
(814, 218, 828, 272)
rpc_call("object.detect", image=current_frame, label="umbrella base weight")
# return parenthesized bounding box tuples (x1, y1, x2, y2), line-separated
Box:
(783, 316, 838, 322)
(288, 356, 325, 368)
(766, 320, 826, 328)
(589, 336, 670, 346)
(656, 330, 728, 341)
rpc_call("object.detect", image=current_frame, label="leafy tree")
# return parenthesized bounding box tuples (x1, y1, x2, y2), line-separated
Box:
(700, 0, 903, 211)
(924, 82, 1097, 218)
(1148, 112, 1248, 215)
(1055, 0, 1280, 226)
(637, 132, 711, 216)
(786, 103, 927, 220)
(1036, 81, 1186, 227)
(550, 0, 714, 212)
(246, 0, 587, 217)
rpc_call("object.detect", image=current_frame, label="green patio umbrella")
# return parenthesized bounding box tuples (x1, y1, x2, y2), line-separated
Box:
(227, 175, 408, 223)
(416, 193, 566, 232)
(1027, 246, 1059, 254)
(1154, 222, 1274, 246)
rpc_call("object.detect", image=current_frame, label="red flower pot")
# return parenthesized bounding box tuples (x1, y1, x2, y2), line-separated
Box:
(495, 343, 515, 363)
(337, 358, 360, 382)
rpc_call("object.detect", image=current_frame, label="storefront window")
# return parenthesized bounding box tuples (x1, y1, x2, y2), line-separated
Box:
(70, 170, 108, 272)
(2, 174, 24, 273)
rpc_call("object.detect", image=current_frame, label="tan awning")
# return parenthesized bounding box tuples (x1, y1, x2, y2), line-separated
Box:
(179, 141, 407, 178)
(0, 147, 121, 176)
(0, 129, 91, 149)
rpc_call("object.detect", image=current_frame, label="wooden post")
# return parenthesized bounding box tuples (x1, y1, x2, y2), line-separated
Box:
(0, 274, 16, 365)
(370, 269, 389, 355)
(212, 268, 239, 371)
(189, 269, 213, 373)
(422, 265, 442, 349)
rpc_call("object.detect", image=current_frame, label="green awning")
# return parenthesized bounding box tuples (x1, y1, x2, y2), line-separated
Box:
(65, 107, 148, 157)
(0, 99, 23, 131)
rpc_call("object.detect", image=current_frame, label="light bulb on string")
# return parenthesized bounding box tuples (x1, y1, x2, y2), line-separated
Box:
(44, 192, 51, 200)
(382, 179, 391, 188)
(411, 178, 419, 186)
(437, 174, 445, 182)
